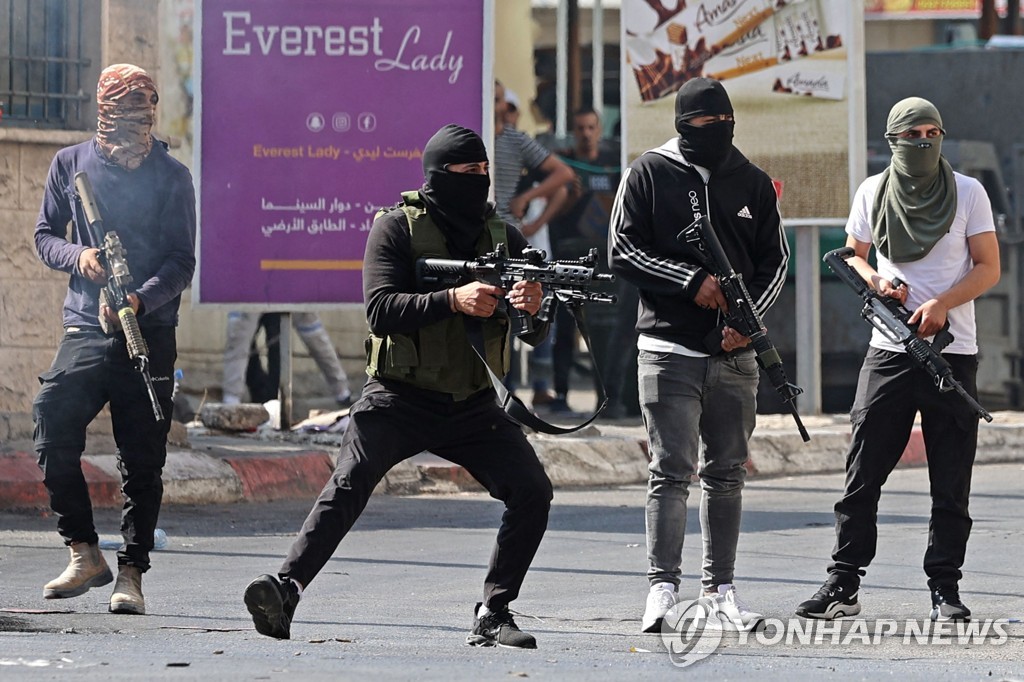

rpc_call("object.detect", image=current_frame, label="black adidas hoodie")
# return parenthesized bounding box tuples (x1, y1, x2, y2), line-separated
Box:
(608, 137, 789, 353)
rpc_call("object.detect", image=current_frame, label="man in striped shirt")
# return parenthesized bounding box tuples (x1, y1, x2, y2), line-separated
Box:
(492, 81, 574, 239)
(493, 81, 574, 407)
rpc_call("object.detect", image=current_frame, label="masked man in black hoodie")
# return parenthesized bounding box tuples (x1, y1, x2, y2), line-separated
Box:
(243, 124, 552, 649)
(609, 78, 789, 633)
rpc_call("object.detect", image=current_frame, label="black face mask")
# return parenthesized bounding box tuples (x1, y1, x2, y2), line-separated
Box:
(418, 124, 492, 258)
(673, 77, 735, 172)
(677, 119, 735, 171)
(421, 169, 491, 256)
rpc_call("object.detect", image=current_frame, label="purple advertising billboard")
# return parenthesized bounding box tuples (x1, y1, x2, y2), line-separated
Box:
(195, 0, 490, 305)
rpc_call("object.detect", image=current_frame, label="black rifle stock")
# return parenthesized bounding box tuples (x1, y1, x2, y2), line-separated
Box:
(416, 243, 617, 336)
(677, 215, 810, 442)
(823, 246, 992, 422)
(74, 172, 164, 422)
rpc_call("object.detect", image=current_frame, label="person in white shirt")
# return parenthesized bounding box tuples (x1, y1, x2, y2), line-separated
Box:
(796, 97, 1000, 623)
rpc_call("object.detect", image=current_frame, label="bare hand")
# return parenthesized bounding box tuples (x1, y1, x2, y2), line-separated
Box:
(508, 194, 528, 220)
(519, 220, 541, 237)
(100, 294, 140, 328)
(694, 275, 729, 312)
(878, 278, 908, 305)
(721, 325, 752, 352)
(907, 298, 948, 337)
(507, 281, 543, 316)
(78, 248, 107, 284)
(453, 282, 505, 318)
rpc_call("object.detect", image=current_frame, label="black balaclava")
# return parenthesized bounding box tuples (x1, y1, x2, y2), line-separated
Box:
(674, 77, 735, 172)
(419, 124, 491, 257)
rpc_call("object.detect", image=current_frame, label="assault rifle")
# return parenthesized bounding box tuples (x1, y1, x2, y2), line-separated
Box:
(823, 246, 993, 422)
(416, 243, 616, 434)
(416, 243, 617, 336)
(74, 172, 164, 422)
(677, 215, 809, 442)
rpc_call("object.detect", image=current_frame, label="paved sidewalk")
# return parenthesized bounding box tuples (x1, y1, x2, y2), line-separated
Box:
(3, 408, 1024, 510)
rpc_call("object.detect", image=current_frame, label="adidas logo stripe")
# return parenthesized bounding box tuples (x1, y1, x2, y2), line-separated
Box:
(737, 205, 752, 219)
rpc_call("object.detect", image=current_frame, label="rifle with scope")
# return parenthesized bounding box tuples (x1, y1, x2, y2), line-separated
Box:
(74, 171, 163, 423)
(416, 243, 617, 336)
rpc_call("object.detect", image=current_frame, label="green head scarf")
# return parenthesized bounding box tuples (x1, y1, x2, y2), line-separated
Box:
(870, 97, 957, 263)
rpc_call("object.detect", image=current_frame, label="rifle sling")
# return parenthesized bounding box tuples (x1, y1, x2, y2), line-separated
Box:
(463, 302, 608, 435)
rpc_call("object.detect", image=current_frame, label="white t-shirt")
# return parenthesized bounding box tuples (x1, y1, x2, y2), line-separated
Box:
(846, 171, 996, 355)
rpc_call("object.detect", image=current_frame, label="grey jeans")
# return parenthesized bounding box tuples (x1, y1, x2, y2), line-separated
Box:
(223, 311, 349, 401)
(638, 348, 758, 590)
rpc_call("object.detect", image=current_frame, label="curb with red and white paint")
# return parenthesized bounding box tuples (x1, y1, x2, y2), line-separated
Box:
(2, 413, 1023, 509)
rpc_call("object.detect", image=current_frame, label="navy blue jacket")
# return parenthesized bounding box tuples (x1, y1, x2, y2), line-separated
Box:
(34, 138, 196, 329)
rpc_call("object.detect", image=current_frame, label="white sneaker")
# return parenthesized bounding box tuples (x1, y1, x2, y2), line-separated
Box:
(703, 583, 763, 631)
(641, 583, 678, 633)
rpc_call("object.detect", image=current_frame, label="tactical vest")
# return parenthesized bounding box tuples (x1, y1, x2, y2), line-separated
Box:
(365, 191, 511, 400)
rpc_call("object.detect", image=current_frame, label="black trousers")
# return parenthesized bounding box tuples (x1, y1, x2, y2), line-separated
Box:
(829, 348, 980, 590)
(280, 378, 553, 610)
(33, 327, 175, 572)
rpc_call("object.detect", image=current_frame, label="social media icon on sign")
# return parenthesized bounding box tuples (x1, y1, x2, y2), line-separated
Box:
(307, 112, 325, 132)
(332, 113, 351, 132)
(357, 112, 377, 132)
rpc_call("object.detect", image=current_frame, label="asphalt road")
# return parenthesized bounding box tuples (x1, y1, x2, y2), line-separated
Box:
(1, 464, 1023, 681)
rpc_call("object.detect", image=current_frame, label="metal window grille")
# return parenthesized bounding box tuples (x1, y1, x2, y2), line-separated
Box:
(1, 0, 92, 129)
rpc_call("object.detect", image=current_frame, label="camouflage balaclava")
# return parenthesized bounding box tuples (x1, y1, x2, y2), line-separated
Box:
(96, 64, 158, 171)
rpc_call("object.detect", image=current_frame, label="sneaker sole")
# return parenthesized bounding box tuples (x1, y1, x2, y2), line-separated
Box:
(641, 617, 664, 634)
(795, 601, 861, 620)
(704, 615, 765, 632)
(930, 608, 971, 623)
(244, 576, 290, 639)
(43, 568, 114, 599)
(465, 634, 536, 649)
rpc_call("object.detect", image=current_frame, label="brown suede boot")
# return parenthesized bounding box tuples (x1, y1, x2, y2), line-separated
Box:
(109, 565, 146, 615)
(43, 542, 114, 599)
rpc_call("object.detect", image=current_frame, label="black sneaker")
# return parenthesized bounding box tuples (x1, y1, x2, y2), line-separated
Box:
(244, 574, 300, 639)
(795, 573, 862, 620)
(466, 603, 537, 649)
(930, 586, 971, 622)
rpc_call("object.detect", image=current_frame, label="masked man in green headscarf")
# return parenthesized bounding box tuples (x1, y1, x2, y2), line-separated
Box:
(796, 97, 1001, 623)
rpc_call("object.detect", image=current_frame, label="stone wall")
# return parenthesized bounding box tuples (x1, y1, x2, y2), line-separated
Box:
(0, 129, 94, 441)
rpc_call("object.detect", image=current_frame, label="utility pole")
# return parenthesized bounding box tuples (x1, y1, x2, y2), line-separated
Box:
(568, 0, 581, 121)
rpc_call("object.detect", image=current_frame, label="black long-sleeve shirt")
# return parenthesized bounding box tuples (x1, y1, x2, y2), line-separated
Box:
(363, 206, 548, 347)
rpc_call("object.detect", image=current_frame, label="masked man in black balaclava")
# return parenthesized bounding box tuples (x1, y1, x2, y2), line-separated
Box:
(796, 97, 1000, 624)
(609, 77, 790, 633)
(245, 124, 553, 649)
